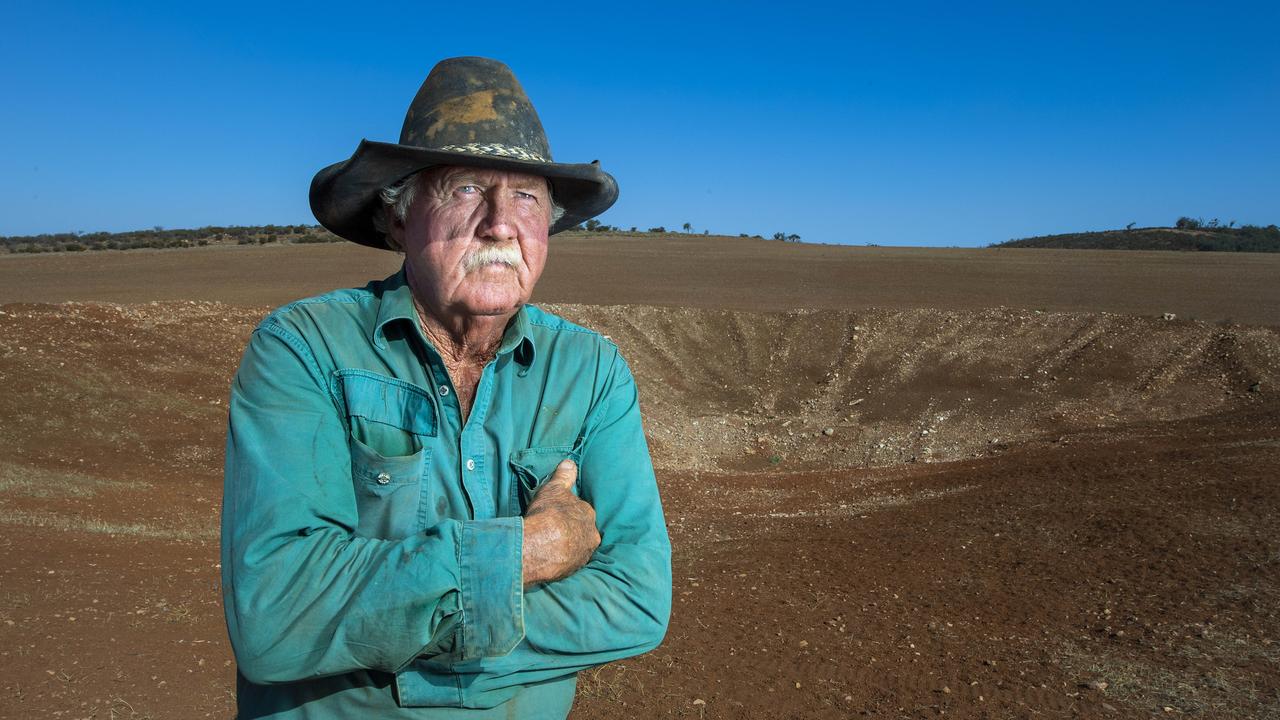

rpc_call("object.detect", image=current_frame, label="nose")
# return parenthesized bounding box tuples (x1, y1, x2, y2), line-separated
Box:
(478, 191, 518, 243)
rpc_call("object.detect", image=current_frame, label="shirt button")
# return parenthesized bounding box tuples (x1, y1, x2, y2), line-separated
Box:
(375, 472, 391, 485)
(465, 458, 476, 471)
(438, 385, 450, 397)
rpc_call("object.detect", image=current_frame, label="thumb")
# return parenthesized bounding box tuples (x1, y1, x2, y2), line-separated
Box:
(548, 458, 578, 486)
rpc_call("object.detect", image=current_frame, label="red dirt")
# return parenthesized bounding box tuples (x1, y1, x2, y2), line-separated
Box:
(2, 236, 1279, 326)
(1, 240, 1278, 718)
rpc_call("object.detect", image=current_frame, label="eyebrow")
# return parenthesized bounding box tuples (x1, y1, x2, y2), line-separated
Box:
(443, 171, 546, 192)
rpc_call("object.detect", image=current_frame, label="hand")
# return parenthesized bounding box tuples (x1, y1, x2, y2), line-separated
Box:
(522, 459, 600, 586)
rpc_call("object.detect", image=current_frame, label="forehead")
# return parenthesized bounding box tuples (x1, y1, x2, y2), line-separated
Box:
(427, 165, 549, 190)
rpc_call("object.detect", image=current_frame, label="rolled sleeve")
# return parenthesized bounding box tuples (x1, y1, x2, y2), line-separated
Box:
(459, 517, 525, 660)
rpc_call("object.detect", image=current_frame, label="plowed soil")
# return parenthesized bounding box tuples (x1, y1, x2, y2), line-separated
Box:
(1, 237, 1278, 719)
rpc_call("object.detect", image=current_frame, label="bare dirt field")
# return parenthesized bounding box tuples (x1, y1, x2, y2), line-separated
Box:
(2, 234, 1279, 325)
(1, 236, 1278, 718)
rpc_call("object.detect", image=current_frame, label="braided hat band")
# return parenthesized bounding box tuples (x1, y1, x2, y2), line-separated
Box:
(437, 143, 548, 163)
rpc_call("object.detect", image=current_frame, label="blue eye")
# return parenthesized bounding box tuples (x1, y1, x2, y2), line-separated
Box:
(457, 185, 480, 194)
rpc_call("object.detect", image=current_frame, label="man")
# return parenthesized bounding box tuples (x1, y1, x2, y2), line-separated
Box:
(221, 57, 671, 719)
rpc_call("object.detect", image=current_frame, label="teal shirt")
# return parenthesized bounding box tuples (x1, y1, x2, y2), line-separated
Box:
(221, 268, 671, 719)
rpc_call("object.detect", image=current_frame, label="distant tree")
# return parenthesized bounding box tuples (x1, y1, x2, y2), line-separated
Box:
(647, 226, 666, 233)
(787, 233, 800, 242)
(1125, 222, 1136, 231)
(1175, 216, 1202, 230)
(629, 226, 637, 233)
(585, 219, 601, 232)
(682, 222, 692, 233)
(772, 232, 786, 241)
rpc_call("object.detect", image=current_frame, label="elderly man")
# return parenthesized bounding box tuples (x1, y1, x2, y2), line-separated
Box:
(221, 57, 671, 718)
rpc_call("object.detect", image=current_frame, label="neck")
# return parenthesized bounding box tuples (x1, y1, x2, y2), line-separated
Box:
(405, 266, 514, 366)
(414, 298, 512, 366)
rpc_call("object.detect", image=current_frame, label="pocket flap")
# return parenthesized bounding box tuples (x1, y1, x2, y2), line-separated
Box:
(336, 369, 437, 436)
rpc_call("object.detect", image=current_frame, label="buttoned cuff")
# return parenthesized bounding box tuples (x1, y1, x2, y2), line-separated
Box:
(459, 517, 525, 660)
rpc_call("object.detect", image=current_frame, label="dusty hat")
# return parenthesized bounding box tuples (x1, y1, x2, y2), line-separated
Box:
(309, 56, 618, 249)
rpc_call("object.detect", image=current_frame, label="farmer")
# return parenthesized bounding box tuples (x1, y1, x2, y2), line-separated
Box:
(220, 57, 671, 718)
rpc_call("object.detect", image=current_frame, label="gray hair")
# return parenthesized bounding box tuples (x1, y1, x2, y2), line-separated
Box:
(374, 170, 566, 252)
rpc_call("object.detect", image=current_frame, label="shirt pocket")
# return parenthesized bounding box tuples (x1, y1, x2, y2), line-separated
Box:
(335, 369, 437, 539)
(509, 445, 581, 513)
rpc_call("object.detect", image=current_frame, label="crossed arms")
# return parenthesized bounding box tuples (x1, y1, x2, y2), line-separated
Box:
(221, 318, 671, 707)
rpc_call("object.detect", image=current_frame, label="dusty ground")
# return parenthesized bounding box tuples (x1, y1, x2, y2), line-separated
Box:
(2, 235, 1279, 326)
(0, 239, 1277, 718)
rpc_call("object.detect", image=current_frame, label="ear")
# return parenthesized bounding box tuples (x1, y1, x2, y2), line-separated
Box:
(385, 207, 406, 253)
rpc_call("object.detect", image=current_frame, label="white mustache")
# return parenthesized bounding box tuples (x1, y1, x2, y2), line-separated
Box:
(462, 244, 523, 272)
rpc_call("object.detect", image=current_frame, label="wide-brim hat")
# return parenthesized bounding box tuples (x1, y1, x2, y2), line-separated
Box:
(310, 56, 618, 249)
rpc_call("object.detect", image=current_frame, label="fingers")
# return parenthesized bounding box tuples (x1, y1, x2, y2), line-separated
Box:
(547, 458, 578, 488)
(526, 459, 581, 513)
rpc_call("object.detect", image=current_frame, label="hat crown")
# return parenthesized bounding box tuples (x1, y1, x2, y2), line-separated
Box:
(399, 57, 553, 162)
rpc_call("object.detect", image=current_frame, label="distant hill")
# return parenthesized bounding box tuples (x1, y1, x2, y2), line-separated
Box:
(0, 225, 344, 254)
(0, 224, 761, 254)
(995, 224, 1280, 252)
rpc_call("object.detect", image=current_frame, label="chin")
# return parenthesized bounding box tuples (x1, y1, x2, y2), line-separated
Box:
(463, 304, 521, 317)
(459, 291, 527, 317)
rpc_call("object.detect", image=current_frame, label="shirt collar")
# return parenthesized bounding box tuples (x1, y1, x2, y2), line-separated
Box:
(372, 265, 536, 367)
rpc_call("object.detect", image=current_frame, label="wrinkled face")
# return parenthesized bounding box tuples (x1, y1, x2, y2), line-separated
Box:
(393, 166, 553, 320)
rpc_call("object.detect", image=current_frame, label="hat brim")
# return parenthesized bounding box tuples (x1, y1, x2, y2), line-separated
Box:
(310, 139, 619, 250)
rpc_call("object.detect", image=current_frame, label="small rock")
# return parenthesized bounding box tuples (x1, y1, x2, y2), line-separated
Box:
(798, 640, 809, 647)
(1162, 312, 1177, 321)
(1084, 679, 1108, 692)
(692, 698, 705, 706)
(942, 686, 951, 694)
(822, 427, 834, 437)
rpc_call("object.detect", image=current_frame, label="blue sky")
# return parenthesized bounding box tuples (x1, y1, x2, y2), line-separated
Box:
(2, 1, 1276, 246)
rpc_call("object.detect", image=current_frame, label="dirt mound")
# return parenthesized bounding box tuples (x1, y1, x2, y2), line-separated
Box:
(550, 305, 1279, 471)
(2, 303, 1276, 479)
